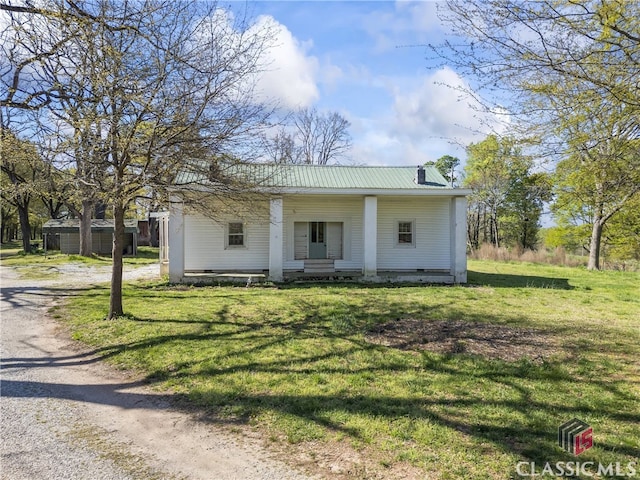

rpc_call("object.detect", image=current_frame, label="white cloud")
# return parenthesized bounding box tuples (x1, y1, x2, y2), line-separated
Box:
(349, 117, 402, 165)
(252, 15, 320, 109)
(392, 67, 508, 146)
(362, 1, 444, 53)
(347, 68, 510, 167)
(319, 62, 344, 90)
(394, 0, 442, 33)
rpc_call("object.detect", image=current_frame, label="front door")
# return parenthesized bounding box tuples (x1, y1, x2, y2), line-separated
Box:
(308, 222, 327, 259)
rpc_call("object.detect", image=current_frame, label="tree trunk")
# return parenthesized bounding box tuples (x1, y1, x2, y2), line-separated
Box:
(474, 208, 480, 248)
(108, 203, 125, 319)
(467, 213, 475, 250)
(79, 199, 93, 257)
(1, 208, 9, 243)
(17, 202, 31, 253)
(587, 217, 604, 270)
(491, 210, 499, 247)
(482, 207, 488, 244)
(149, 216, 159, 247)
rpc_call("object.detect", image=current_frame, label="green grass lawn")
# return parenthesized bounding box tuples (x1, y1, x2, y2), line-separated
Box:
(59, 260, 639, 479)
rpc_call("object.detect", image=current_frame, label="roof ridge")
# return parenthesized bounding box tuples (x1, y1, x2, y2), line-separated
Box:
(281, 164, 428, 168)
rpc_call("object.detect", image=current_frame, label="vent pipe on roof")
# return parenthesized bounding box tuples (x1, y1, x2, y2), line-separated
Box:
(416, 165, 426, 185)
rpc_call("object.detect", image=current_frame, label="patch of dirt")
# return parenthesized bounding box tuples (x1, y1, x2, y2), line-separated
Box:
(264, 434, 429, 480)
(366, 319, 561, 363)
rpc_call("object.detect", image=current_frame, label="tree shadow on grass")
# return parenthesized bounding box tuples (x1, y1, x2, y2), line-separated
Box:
(0, 285, 108, 309)
(5, 279, 637, 477)
(467, 270, 574, 289)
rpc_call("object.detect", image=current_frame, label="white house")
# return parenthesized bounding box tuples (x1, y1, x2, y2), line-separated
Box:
(165, 164, 470, 283)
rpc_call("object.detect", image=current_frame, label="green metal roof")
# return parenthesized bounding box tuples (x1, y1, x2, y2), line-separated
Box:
(43, 219, 139, 233)
(176, 163, 450, 190)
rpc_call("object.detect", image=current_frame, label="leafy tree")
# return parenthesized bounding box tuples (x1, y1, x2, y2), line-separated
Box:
(438, 1, 640, 117)
(0, 203, 17, 243)
(438, 1, 640, 269)
(542, 225, 589, 254)
(39, 161, 69, 220)
(0, 127, 44, 253)
(464, 135, 549, 250)
(2, 1, 276, 318)
(464, 135, 520, 248)
(603, 196, 640, 262)
(552, 89, 640, 269)
(502, 171, 553, 250)
(427, 155, 459, 187)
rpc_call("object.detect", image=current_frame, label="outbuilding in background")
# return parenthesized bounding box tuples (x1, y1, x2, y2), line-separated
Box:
(42, 219, 138, 256)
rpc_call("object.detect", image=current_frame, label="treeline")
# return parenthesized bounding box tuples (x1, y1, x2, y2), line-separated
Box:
(432, 131, 639, 268)
(461, 136, 552, 252)
(435, 0, 640, 269)
(0, 1, 356, 318)
(0, 1, 281, 318)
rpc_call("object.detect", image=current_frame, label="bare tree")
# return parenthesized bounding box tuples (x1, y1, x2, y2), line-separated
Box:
(2, 0, 277, 318)
(293, 107, 351, 165)
(264, 127, 298, 164)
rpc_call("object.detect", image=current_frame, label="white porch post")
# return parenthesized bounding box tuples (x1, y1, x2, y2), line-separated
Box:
(153, 211, 170, 276)
(269, 197, 284, 281)
(450, 196, 468, 283)
(363, 195, 377, 277)
(168, 196, 185, 283)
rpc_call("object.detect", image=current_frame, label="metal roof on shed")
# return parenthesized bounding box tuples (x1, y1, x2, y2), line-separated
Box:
(43, 219, 139, 233)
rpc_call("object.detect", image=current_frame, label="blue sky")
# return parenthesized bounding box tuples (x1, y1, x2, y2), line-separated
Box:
(241, 1, 505, 167)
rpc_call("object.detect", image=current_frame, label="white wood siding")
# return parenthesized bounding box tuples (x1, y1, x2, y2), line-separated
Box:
(327, 222, 343, 259)
(377, 197, 451, 270)
(181, 195, 453, 273)
(294, 222, 308, 260)
(283, 195, 362, 271)
(183, 211, 269, 271)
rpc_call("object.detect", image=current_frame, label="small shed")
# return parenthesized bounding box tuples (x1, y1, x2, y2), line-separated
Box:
(42, 219, 139, 255)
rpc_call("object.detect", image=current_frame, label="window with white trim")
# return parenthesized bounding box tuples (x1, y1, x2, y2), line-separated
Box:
(227, 222, 245, 247)
(397, 221, 415, 246)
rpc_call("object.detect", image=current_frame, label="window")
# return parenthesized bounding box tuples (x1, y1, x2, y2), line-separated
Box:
(397, 221, 415, 246)
(310, 221, 324, 243)
(227, 222, 245, 247)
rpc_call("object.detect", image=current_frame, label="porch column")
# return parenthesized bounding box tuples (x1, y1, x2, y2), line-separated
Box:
(168, 196, 185, 283)
(153, 211, 170, 276)
(450, 196, 468, 283)
(269, 197, 284, 281)
(363, 195, 377, 277)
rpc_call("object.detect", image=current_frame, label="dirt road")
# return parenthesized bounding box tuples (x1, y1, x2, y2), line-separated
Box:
(0, 263, 314, 480)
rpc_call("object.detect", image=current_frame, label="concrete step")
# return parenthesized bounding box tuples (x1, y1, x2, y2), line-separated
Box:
(304, 259, 335, 273)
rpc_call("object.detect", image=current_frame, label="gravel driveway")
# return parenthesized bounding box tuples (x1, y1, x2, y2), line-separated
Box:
(0, 263, 313, 480)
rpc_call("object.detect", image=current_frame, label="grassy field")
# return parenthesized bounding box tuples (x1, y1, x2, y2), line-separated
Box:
(58, 260, 639, 479)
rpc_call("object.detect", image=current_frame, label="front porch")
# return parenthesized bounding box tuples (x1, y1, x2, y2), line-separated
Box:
(166, 191, 468, 284)
(181, 269, 454, 284)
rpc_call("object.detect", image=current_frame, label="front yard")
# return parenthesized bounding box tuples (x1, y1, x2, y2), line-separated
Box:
(59, 260, 639, 479)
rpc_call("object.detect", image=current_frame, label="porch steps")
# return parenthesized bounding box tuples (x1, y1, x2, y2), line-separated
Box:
(304, 259, 335, 273)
